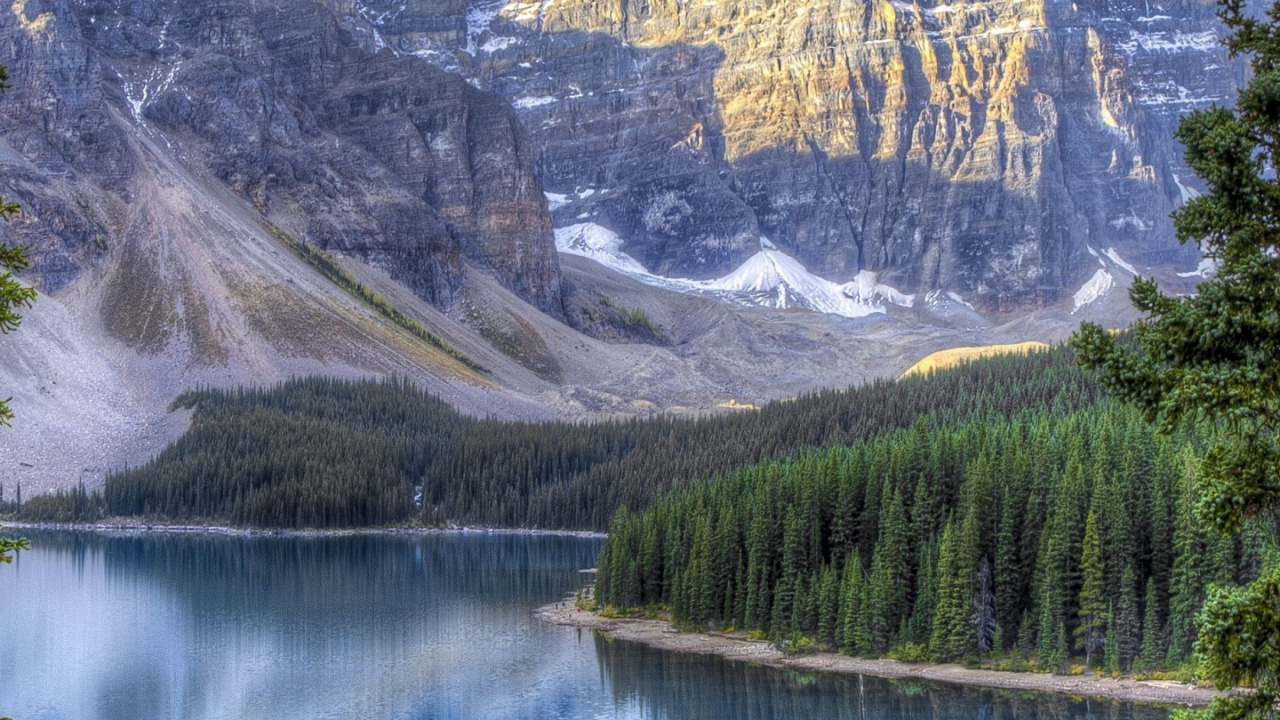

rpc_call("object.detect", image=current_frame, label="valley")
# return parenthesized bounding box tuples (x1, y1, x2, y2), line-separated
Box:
(0, 0, 1222, 494)
(3, 0, 1278, 715)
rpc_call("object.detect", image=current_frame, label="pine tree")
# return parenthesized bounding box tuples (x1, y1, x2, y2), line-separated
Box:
(1135, 580, 1165, 673)
(1037, 583, 1069, 672)
(817, 563, 841, 648)
(906, 540, 938, 646)
(972, 555, 997, 660)
(1116, 564, 1141, 672)
(1072, 0, 1280, 713)
(867, 485, 908, 652)
(840, 550, 870, 655)
(770, 506, 807, 637)
(1166, 453, 1205, 666)
(930, 518, 976, 661)
(683, 514, 713, 625)
(995, 481, 1025, 649)
(1104, 604, 1120, 673)
(1076, 511, 1107, 667)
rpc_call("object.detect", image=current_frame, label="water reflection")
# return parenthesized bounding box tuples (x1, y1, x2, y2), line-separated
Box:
(593, 634, 1172, 720)
(0, 532, 1172, 720)
(0, 532, 606, 720)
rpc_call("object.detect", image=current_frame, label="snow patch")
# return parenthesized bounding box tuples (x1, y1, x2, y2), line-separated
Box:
(123, 63, 184, 125)
(479, 35, 517, 52)
(465, 2, 504, 54)
(513, 95, 556, 109)
(1109, 212, 1152, 232)
(946, 291, 975, 310)
(1177, 258, 1219, 278)
(555, 224, 650, 275)
(555, 225, 913, 319)
(841, 271, 915, 309)
(1086, 245, 1105, 268)
(1117, 30, 1219, 54)
(544, 192, 570, 211)
(1172, 173, 1202, 204)
(1073, 269, 1114, 312)
(1103, 248, 1139, 275)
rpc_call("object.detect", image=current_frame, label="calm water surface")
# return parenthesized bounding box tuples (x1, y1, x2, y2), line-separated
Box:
(0, 532, 1171, 720)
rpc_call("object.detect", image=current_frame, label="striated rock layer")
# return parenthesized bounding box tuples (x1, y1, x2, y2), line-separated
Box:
(336, 0, 1233, 311)
(1, 0, 563, 315)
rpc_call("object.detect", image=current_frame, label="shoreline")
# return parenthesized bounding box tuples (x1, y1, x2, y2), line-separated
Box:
(0, 520, 606, 540)
(535, 602, 1220, 707)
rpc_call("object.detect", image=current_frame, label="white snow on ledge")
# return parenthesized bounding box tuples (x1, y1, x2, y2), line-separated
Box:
(513, 96, 557, 109)
(555, 223, 914, 319)
(1073, 269, 1114, 312)
(1178, 258, 1219, 279)
(544, 192, 570, 211)
(555, 223, 650, 275)
(1103, 248, 1139, 275)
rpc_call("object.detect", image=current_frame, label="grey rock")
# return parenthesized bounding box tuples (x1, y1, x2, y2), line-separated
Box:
(341, 0, 1233, 311)
(1, 0, 563, 315)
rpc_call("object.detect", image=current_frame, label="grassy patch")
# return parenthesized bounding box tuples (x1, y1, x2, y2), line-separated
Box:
(598, 294, 664, 340)
(899, 342, 1050, 379)
(266, 224, 487, 374)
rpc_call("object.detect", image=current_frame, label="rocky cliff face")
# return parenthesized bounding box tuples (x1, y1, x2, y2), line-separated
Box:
(1, 0, 563, 315)
(334, 0, 1232, 311)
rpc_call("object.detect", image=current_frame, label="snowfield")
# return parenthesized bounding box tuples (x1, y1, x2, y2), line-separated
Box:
(1073, 269, 1114, 311)
(555, 224, 914, 319)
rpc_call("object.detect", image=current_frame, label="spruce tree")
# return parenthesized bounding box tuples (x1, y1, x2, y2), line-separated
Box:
(0, 65, 36, 427)
(1116, 564, 1142, 672)
(817, 563, 841, 648)
(1076, 511, 1108, 667)
(868, 485, 908, 652)
(972, 555, 997, 660)
(1136, 580, 1166, 673)
(930, 518, 976, 661)
(840, 550, 869, 654)
(1104, 604, 1120, 673)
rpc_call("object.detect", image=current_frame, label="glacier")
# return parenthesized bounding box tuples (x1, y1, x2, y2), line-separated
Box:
(555, 224, 914, 319)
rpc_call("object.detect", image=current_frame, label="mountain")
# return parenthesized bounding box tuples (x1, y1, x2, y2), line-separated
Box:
(0, 0, 1226, 494)
(332, 0, 1231, 312)
(5, 0, 562, 314)
(556, 224, 915, 318)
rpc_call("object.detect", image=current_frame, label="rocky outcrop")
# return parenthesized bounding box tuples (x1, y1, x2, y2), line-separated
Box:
(0, 0, 563, 315)
(333, 0, 1233, 311)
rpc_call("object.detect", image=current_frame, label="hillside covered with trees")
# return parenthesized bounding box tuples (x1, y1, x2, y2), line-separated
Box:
(7, 345, 1104, 530)
(594, 401, 1272, 673)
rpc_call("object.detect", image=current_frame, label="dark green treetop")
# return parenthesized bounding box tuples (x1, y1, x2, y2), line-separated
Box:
(0, 64, 37, 427)
(1073, 1, 1280, 716)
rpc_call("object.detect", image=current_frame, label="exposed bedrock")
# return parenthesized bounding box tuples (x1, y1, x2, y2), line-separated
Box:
(334, 0, 1230, 311)
(1, 0, 564, 316)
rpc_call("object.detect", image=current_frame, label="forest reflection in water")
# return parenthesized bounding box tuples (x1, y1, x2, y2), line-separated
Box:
(0, 531, 1174, 720)
(593, 632, 1173, 720)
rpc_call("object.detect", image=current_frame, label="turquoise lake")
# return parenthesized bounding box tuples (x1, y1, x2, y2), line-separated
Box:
(0, 532, 1172, 720)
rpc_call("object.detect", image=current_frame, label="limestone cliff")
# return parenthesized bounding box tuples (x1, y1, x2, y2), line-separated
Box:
(336, 0, 1232, 311)
(1, 0, 563, 315)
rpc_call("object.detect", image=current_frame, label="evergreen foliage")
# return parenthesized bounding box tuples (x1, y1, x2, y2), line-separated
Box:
(87, 344, 1103, 530)
(1076, 511, 1107, 667)
(0, 64, 36, 426)
(1072, 0, 1280, 714)
(596, 401, 1268, 671)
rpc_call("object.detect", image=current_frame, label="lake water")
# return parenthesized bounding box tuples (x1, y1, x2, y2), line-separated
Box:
(0, 531, 1171, 720)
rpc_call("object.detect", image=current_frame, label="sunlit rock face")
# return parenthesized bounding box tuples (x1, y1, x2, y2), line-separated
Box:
(332, 0, 1231, 312)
